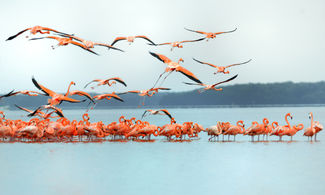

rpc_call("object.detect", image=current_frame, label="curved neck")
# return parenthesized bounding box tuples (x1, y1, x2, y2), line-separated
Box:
(272, 122, 278, 129)
(310, 113, 314, 128)
(64, 82, 74, 97)
(237, 121, 245, 133)
(285, 114, 291, 129)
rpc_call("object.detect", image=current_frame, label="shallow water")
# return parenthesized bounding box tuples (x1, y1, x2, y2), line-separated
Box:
(1, 107, 325, 195)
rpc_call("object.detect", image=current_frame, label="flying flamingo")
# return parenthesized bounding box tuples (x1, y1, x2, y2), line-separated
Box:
(6, 25, 71, 41)
(119, 87, 170, 106)
(149, 52, 202, 88)
(111, 35, 156, 46)
(32, 77, 84, 106)
(15, 104, 64, 119)
(193, 58, 251, 74)
(29, 36, 98, 55)
(93, 93, 124, 102)
(59, 34, 124, 52)
(184, 27, 237, 41)
(1, 90, 44, 97)
(148, 38, 205, 51)
(141, 109, 173, 120)
(69, 90, 95, 104)
(183, 74, 238, 93)
(27, 105, 65, 118)
(84, 77, 127, 89)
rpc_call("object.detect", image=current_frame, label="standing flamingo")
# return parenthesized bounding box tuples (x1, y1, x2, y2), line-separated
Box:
(224, 120, 245, 141)
(304, 112, 323, 141)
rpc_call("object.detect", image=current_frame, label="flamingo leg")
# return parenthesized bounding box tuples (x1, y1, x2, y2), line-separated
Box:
(152, 71, 166, 88)
(158, 71, 173, 88)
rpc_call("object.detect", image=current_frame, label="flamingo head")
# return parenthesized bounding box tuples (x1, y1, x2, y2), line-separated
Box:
(71, 81, 76, 86)
(178, 58, 184, 63)
(308, 112, 312, 119)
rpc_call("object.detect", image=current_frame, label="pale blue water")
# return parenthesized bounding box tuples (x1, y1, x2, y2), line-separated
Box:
(1, 107, 325, 195)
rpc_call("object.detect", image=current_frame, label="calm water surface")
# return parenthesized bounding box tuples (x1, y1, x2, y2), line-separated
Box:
(1, 107, 325, 195)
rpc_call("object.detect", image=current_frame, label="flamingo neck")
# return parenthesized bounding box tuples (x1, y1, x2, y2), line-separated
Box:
(285, 114, 291, 129)
(310, 113, 314, 129)
(65, 82, 74, 97)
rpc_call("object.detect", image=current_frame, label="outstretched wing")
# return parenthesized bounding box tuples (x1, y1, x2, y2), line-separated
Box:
(15, 104, 33, 113)
(155, 87, 171, 91)
(32, 77, 55, 97)
(6, 28, 30, 41)
(183, 82, 202, 86)
(211, 74, 238, 87)
(70, 41, 99, 55)
(135, 35, 156, 45)
(192, 58, 218, 69)
(159, 109, 173, 120)
(149, 52, 172, 64)
(141, 110, 149, 119)
(107, 94, 124, 102)
(84, 80, 101, 88)
(70, 90, 95, 104)
(214, 28, 237, 35)
(108, 77, 127, 87)
(184, 28, 207, 35)
(180, 38, 205, 43)
(94, 43, 124, 52)
(225, 59, 252, 68)
(148, 42, 171, 46)
(60, 96, 86, 103)
(176, 66, 202, 84)
(111, 37, 127, 46)
(0, 90, 15, 98)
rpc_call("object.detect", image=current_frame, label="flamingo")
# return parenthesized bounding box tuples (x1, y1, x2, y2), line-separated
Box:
(84, 77, 127, 89)
(69, 90, 95, 104)
(111, 35, 156, 46)
(224, 120, 245, 141)
(93, 93, 124, 102)
(29, 36, 98, 55)
(120, 87, 170, 97)
(28, 105, 65, 119)
(193, 58, 251, 74)
(149, 52, 202, 88)
(184, 27, 237, 41)
(141, 109, 173, 120)
(183, 74, 238, 93)
(32, 77, 85, 106)
(148, 38, 205, 51)
(0, 90, 44, 97)
(6, 25, 71, 41)
(15, 104, 64, 119)
(304, 112, 323, 141)
(59, 34, 124, 52)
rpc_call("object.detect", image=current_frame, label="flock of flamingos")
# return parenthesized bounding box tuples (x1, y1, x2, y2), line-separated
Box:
(0, 25, 322, 142)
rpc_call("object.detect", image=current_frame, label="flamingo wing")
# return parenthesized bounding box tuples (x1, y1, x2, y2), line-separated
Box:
(184, 28, 207, 35)
(84, 79, 101, 88)
(148, 42, 171, 46)
(149, 52, 172, 64)
(159, 109, 173, 120)
(176, 66, 202, 84)
(14, 104, 33, 113)
(180, 38, 205, 43)
(111, 37, 127, 46)
(127, 90, 141, 94)
(32, 77, 56, 97)
(108, 77, 127, 87)
(106, 94, 124, 102)
(70, 90, 95, 104)
(60, 96, 86, 103)
(214, 28, 237, 35)
(211, 74, 238, 87)
(141, 110, 149, 119)
(135, 35, 156, 45)
(183, 82, 202, 86)
(155, 87, 171, 91)
(0, 90, 16, 98)
(225, 59, 252, 68)
(70, 40, 99, 55)
(192, 58, 218, 68)
(93, 43, 124, 52)
(6, 28, 30, 41)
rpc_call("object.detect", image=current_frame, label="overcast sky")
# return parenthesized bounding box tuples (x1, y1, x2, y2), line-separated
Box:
(1, 0, 325, 94)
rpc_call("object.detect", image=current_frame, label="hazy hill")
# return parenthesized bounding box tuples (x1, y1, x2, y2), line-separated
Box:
(1, 81, 325, 110)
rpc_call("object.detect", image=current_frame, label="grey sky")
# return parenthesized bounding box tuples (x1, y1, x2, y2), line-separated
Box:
(1, 0, 325, 94)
